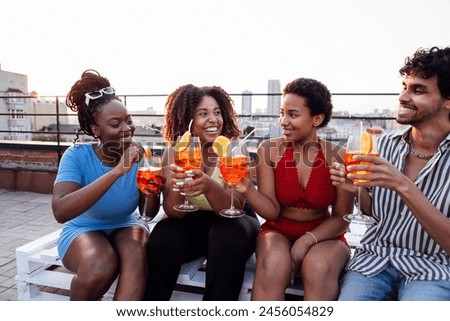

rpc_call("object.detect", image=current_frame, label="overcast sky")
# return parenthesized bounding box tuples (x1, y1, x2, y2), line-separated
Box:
(1, 0, 449, 113)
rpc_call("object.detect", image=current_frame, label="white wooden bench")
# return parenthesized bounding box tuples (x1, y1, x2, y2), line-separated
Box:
(14, 229, 302, 301)
(15, 217, 364, 301)
(16, 229, 81, 301)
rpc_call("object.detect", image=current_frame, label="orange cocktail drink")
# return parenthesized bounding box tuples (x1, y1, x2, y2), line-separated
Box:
(345, 129, 380, 184)
(174, 148, 202, 171)
(344, 151, 380, 183)
(219, 155, 249, 186)
(137, 166, 163, 197)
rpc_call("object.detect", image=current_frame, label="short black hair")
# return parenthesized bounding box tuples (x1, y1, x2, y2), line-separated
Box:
(283, 78, 333, 128)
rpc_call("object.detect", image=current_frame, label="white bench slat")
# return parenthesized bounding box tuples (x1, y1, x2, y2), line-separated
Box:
(39, 247, 60, 262)
(177, 257, 206, 283)
(179, 270, 206, 289)
(15, 229, 61, 255)
(17, 270, 72, 290)
(23, 291, 69, 301)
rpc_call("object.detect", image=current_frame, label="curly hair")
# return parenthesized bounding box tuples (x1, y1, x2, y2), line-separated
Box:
(282, 78, 333, 128)
(66, 69, 119, 142)
(163, 84, 241, 142)
(399, 46, 450, 99)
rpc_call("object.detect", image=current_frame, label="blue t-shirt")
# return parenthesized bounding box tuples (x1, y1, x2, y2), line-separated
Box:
(55, 143, 144, 259)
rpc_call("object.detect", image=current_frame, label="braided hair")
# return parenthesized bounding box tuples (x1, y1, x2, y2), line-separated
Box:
(66, 69, 119, 143)
(162, 84, 241, 143)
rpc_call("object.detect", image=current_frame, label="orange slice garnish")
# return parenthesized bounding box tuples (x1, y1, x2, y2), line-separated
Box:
(360, 131, 373, 154)
(212, 135, 231, 157)
(174, 131, 191, 152)
(366, 127, 383, 135)
(143, 146, 152, 160)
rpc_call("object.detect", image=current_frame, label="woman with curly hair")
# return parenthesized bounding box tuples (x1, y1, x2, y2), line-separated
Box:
(235, 77, 354, 300)
(52, 70, 161, 300)
(145, 84, 260, 300)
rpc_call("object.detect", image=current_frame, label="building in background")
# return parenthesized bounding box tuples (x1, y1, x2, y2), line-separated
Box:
(0, 68, 32, 140)
(30, 98, 76, 142)
(1, 67, 78, 142)
(267, 79, 281, 115)
(241, 90, 252, 115)
(1, 69, 401, 145)
(31, 98, 71, 131)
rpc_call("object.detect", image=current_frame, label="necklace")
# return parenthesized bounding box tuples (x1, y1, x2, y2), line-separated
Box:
(408, 136, 436, 160)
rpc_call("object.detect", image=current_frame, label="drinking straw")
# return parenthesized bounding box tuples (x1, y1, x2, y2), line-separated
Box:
(232, 128, 256, 152)
(143, 146, 150, 166)
(188, 119, 193, 132)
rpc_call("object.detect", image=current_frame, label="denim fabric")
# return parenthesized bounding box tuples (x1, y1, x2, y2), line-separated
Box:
(339, 264, 450, 301)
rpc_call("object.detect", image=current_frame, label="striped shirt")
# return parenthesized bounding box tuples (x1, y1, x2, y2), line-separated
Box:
(347, 127, 450, 283)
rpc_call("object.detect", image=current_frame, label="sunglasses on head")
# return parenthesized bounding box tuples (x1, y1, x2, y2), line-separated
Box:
(84, 86, 115, 106)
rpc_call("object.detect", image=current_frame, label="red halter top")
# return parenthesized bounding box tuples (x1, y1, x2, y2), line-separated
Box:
(274, 142, 336, 209)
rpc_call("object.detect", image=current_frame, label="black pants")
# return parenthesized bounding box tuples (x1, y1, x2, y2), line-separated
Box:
(145, 206, 260, 300)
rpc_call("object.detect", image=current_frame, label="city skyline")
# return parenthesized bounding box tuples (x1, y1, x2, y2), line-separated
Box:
(1, 66, 398, 144)
(1, 65, 398, 116)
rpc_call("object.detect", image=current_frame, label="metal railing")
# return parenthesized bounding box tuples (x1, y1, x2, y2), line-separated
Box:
(1, 92, 399, 162)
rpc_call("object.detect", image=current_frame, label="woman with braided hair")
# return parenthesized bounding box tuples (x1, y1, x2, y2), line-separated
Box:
(52, 69, 161, 300)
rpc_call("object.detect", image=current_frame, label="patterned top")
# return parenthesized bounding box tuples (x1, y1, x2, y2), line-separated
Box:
(347, 128, 450, 282)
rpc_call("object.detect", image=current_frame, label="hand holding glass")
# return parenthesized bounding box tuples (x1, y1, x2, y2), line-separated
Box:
(219, 140, 249, 218)
(343, 132, 379, 225)
(173, 136, 202, 212)
(136, 154, 163, 222)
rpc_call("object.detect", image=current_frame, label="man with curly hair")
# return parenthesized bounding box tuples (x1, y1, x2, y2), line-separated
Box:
(331, 46, 450, 300)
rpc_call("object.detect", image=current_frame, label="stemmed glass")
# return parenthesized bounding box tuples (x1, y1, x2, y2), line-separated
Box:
(173, 135, 202, 212)
(219, 139, 249, 218)
(343, 131, 379, 225)
(136, 148, 163, 222)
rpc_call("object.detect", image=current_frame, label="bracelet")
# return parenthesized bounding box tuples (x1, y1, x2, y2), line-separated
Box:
(306, 231, 318, 244)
